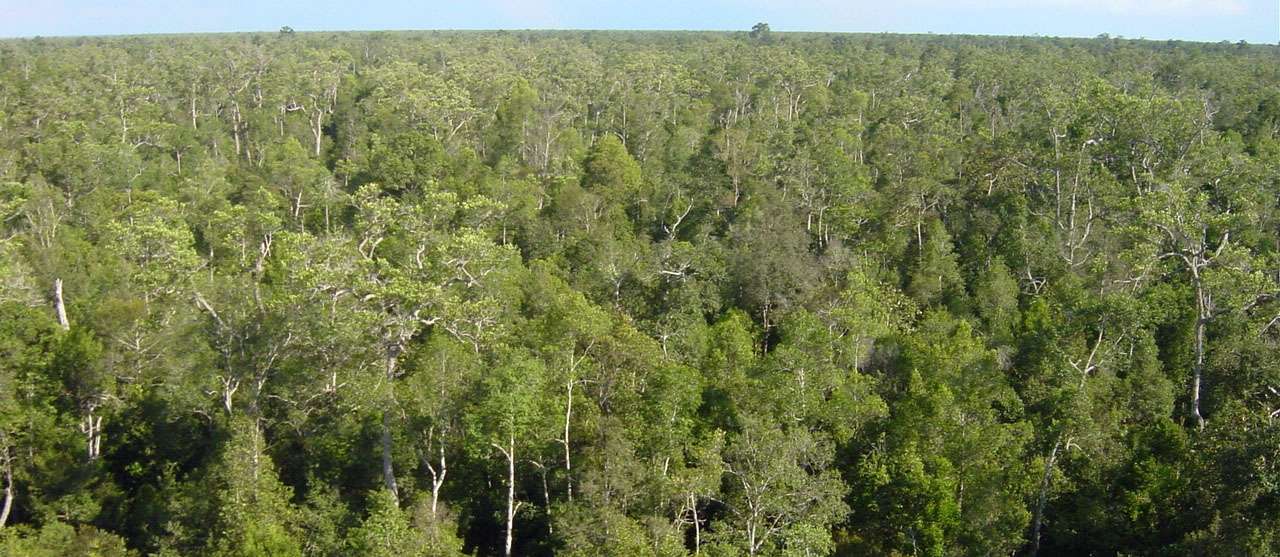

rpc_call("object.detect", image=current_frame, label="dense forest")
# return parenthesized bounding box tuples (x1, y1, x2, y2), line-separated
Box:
(0, 28, 1279, 556)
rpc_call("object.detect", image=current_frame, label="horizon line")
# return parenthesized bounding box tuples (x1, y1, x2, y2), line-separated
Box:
(0, 27, 1274, 46)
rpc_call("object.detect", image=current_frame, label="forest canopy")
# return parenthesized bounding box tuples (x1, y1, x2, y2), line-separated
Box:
(1, 29, 1280, 556)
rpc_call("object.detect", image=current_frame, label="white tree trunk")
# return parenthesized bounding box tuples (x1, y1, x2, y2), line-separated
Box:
(311, 110, 324, 157)
(427, 444, 447, 519)
(562, 378, 573, 502)
(81, 407, 102, 461)
(690, 493, 701, 555)
(0, 446, 13, 529)
(1192, 279, 1208, 429)
(53, 278, 69, 331)
(502, 435, 517, 557)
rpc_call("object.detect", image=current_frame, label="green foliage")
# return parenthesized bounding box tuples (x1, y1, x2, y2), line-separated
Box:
(0, 522, 133, 557)
(347, 489, 463, 557)
(582, 135, 641, 195)
(205, 419, 302, 557)
(906, 219, 964, 308)
(0, 29, 1277, 557)
(715, 414, 849, 555)
(972, 257, 1019, 346)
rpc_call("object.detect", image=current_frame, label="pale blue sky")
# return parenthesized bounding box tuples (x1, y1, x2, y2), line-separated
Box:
(1, 0, 1275, 43)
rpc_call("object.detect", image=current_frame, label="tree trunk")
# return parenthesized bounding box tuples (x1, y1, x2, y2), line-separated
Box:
(232, 103, 243, 156)
(563, 378, 573, 502)
(535, 461, 552, 536)
(81, 405, 102, 461)
(0, 446, 12, 529)
(427, 443, 447, 519)
(312, 110, 324, 157)
(119, 104, 129, 145)
(690, 493, 701, 555)
(381, 350, 400, 501)
(190, 91, 198, 130)
(1030, 438, 1061, 557)
(53, 278, 69, 331)
(91, 414, 102, 460)
(915, 218, 924, 261)
(1192, 282, 1207, 429)
(502, 435, 516, 557)
(381, 409, 398, 500)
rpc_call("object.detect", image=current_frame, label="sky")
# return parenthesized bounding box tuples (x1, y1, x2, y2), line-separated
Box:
(0, 0, 1275, 43)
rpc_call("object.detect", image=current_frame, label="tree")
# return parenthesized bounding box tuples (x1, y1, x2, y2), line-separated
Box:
(520, 265, 611, 502)
(348, 184, 441, 502)
(0, 522, 131, 557)
(906, 218, 964, 308)
(714, 414, 848, 556)
(824, 263, 918, 372)
(49, 327, 105, 461)
(1128, 181, 1275, 428)
(488, 79, 538, 166)
(402, 335, 479, 520)
(346, 489, 463, 557)
(850, 312, 1034, 555)
(0, 303, 61, 532)
(363, 61, 478, 144)
(469, 348, 548, 557)
(205, 418, 302, 557)
(729, 188, 816, 334)
(972, 257, 1020, 347)
(749, 23, 773, 42)
(264, 137, 330, 228)
(582, 134, 644, 224)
